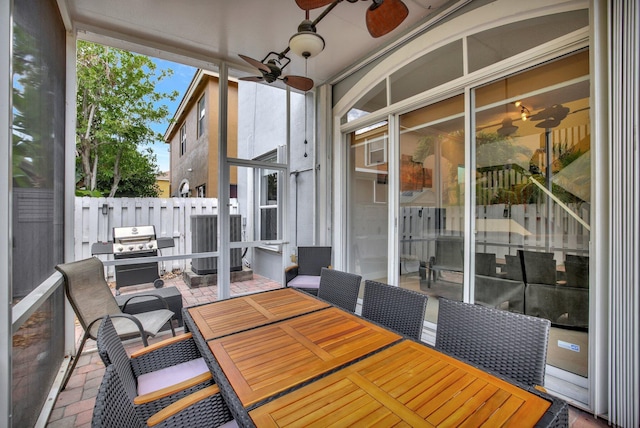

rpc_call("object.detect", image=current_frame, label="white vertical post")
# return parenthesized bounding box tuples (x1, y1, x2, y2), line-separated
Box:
(218, 63, 230, 299)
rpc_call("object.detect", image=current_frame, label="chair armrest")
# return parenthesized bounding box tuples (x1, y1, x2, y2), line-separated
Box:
(121, 293, 170, 312)
(130, 333, 193, 359)
(130, 333, 203, 375)
(285, 265, 299, 286)
(146, 384, 220, 427)
(134, 372, 213, 405)
(284, 264, 299, 273)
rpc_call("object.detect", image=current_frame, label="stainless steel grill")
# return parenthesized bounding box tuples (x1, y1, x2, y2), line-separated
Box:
(112, 225, 160, 292)
(113, 225, 158, 254)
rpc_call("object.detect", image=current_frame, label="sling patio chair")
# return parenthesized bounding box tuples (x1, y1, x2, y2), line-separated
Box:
(92, 364, 236, 428)
(96, 315, 213, 420)
(361, 280, 428, 341)
(436, 297, 550, 388)
(317, 267, 362, 312)
(55, 256, 176, 389)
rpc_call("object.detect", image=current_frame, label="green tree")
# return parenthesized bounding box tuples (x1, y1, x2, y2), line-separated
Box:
(76, 41, 177, 196)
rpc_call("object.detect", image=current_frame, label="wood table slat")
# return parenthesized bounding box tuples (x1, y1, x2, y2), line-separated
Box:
(187, 288, 330, 340)
(209, 307, 402, 407)
(249, 340, 552, 427)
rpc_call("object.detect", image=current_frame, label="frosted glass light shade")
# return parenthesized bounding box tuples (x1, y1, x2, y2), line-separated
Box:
(289, 31, 325, 58)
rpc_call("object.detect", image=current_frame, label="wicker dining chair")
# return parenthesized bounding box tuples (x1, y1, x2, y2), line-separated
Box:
(92, 364, 236, 428)
(317, 268, 362, 312)
(435, 297, 550, 387)
(96, 316, 213, 420)
(55, 256, 175, 389)
(361, 280, 428, 340)
(285, 246, 332, 295)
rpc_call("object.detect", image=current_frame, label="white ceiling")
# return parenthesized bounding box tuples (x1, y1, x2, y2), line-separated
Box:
(64, 0, 452, 87)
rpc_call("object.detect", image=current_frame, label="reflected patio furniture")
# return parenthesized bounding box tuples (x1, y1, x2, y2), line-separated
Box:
(436, 297, 550, 388)
(565, 255, 589, 288)
(96, 316, 213, 420)
(55, 256, 176, 389)
(92, 364, 235, 428)
(425, 235, 463, 287)
(361, 280, 428, 340)
(525, 255, 589, 329)
(285, 246, 332, 295)
(475, 252, 525, 313)
(519, 251, 589, 329)
(519, 250, 557, 285)
(317, 267, 362, 312)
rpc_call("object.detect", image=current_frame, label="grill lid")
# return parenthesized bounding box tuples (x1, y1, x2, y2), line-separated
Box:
(113, 226, 157, 254)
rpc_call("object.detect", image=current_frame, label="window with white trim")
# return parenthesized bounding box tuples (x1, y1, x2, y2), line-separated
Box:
(197, 95, 205, 137)
(179, 123, 186, 156)
(257, 151, 278, 241)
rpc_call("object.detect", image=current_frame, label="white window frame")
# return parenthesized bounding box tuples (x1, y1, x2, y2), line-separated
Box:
(364, 134, 388, 166)
(179, 123, 186, 156)
(256, 150, 279, 244)
(197, 95, 205, 138)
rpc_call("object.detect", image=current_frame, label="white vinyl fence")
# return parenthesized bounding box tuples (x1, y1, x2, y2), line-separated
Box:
(75, 197, 239, 278)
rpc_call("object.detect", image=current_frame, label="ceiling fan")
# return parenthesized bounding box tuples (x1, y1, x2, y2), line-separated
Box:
(295, 0, 409, 38)
(238, 52, 314, 92)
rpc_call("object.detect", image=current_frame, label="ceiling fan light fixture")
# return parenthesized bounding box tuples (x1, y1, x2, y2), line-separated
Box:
(289, 20, 325, 58)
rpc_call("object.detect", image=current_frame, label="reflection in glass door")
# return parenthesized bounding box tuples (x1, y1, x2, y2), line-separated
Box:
(348, 122, 389, 282)
(473, 50, 591, 379)
(397, 95, 465, 323)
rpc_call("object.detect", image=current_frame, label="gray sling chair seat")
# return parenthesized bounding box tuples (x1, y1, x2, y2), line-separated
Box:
(55, 256, 176, 389)
(317, 267, 362, 312)
(96, 315, 214, 421)
(92, 364, 237, 428)
(436, 297, 550, 388)
(361, 280, 428, 341)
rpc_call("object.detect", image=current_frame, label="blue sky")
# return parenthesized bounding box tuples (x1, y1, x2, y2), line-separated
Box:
(148, 59, 196, 172)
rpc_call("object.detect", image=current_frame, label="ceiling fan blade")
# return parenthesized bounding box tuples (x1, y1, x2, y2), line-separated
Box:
(295, 0, 334, 10)
(366, 0, 409, 38)
(238, 54, 270, 73)
(282, 75, 314, 92)
(239, 76, 265, 83)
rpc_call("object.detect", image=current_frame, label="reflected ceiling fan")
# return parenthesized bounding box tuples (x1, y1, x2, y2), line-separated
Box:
(529, 104, 570, 128)
(239, 52, 314, 92)
(295, 0, 409, 38)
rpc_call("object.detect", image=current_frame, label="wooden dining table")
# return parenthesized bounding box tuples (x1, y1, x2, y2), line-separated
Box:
(187, 287, 331, 340)
(183, 288, 567, 428)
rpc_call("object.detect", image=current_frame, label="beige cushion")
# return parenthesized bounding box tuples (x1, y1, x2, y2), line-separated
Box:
(288, 275, 321, 289)
(137, 357, 208, 395)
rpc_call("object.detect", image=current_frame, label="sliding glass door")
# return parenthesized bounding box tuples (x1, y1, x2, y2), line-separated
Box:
(473, 50, 591, 379)
(397, 95, 465, 323)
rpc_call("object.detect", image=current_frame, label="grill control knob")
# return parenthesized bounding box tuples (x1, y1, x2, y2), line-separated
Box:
(138, 244, 144, 250)
(148, 243, 155, 249)
(128, 245, 134, 251)
(117, 246, 123, 252)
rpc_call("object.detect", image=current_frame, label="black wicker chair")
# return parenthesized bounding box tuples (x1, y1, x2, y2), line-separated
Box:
(92, 364, 236, 428)
(435, 297, 550, 387)
(361, 280, 428, 340)
(96, 316, 213, 420)
(55, 257, 176, 389)
(317, 267, 362, 312)
(285, 246, 332, 295)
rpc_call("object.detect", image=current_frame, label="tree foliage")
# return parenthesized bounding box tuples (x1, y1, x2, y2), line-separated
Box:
(76, 41, 177, 196)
